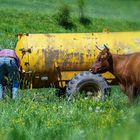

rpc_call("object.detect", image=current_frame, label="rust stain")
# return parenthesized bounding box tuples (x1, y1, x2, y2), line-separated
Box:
(44, 34, 55, 38)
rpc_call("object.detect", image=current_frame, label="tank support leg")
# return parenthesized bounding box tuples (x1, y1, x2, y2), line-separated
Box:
(54, 62, 64, 88)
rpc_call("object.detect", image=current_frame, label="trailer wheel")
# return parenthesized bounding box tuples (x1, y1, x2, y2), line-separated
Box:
(66, 71, 110, 101)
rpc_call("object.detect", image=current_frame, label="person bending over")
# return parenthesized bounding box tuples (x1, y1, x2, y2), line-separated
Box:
(0, 49, 20, 99)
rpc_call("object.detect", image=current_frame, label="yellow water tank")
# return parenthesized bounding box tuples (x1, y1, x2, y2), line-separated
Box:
(15, 32, 140, 88)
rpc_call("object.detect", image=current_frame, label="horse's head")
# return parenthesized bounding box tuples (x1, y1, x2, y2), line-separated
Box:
(92, 45, 112, 73)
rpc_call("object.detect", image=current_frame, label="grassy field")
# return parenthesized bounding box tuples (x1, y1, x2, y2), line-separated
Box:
(0, 0, 140, 140)
(0, 0, 140, 48)
(0, 88, 140, 140)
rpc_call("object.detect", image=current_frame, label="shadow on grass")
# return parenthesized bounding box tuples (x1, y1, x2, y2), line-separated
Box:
(58, 20, 76, 30)
(79, 16, 92, 26)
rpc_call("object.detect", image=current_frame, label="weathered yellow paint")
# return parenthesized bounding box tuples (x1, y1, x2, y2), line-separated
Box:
(15, 32, 140, 87)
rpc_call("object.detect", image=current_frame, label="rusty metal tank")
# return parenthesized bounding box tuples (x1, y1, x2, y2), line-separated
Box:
(15, 32, 140, 88)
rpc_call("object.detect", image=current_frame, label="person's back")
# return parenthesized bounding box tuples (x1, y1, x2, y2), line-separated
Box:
(0, 49, 20, 99)
(0, 49, 18, 58)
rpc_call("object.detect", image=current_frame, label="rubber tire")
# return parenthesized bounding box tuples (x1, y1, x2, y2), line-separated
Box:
(66, 71, 110, 101)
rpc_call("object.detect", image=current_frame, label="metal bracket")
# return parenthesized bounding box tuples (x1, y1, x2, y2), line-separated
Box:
(54, 62, 64, 88)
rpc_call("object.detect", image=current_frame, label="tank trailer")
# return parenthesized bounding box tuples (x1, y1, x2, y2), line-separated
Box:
(15, 32, 140, 99)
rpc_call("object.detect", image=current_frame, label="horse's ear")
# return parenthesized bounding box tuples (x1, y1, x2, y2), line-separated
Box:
(104, 44, 109, 51)
(95, 45, 103, 51)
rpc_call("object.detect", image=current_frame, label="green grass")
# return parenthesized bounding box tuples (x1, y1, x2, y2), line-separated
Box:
(0, 88, 140, 140)
(0, 0, 140, 48)
(0, 0, 140, 139)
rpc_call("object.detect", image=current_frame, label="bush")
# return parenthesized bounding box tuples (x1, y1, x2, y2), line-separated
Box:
(77, 0, 91, 26)
(56, 3, 75, 30)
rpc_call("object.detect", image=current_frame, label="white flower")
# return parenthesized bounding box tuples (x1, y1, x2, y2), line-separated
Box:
(59, 105, 62, 109)
(89, 106, 93, 112)
(95, 106, 100, 113)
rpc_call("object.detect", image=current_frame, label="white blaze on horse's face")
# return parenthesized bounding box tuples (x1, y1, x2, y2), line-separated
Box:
(92, 47, 111, 73)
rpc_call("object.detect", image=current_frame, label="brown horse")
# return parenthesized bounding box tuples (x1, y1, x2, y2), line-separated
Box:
(92, 45, 140, 103)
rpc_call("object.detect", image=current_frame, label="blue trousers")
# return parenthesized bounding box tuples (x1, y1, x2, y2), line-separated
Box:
(0, 57, 19, 99)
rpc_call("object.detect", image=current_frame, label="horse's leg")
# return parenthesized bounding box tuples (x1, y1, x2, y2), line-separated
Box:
(132, 87, 140, 103)
(127, 86, 134, 104)
(119, 83, 126, 93)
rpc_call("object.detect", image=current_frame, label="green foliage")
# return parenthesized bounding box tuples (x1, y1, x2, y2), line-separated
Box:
(0, 0, 140, 48)
(0, 88, 140, 140)
(56, 3, 75, 30)
(0, 0, 140, 139)
(77, 0, 85, 17)
(77, 0, 92, 26)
